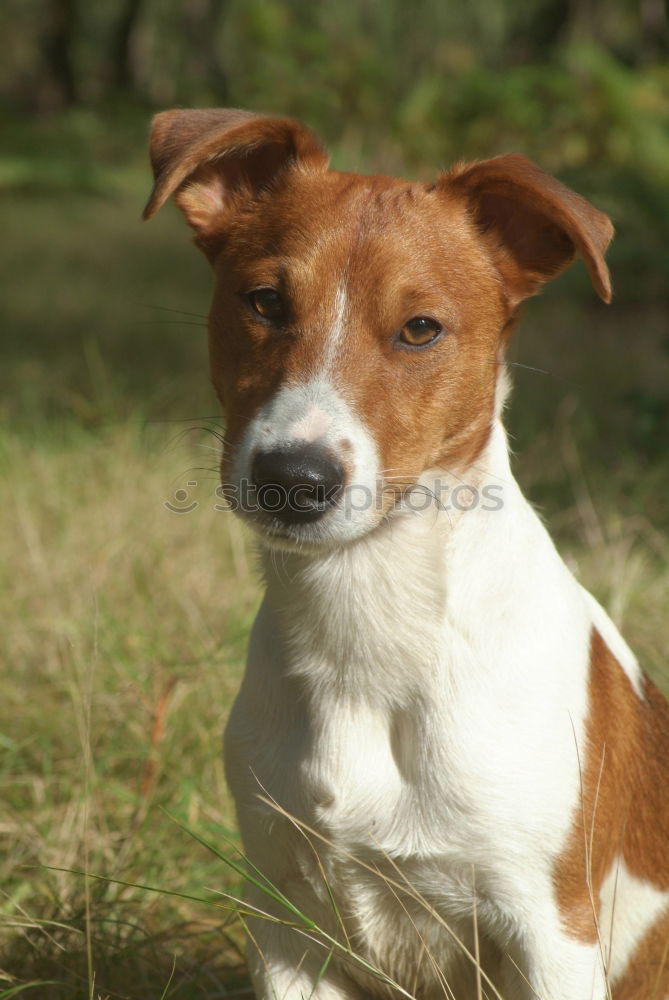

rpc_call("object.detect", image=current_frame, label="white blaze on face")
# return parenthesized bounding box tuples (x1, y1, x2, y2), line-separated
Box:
(322, 283, 349, 372)
(227, 280, 389, 546)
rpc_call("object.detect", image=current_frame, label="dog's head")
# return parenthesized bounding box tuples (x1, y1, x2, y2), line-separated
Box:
(145, 109, 612, 550)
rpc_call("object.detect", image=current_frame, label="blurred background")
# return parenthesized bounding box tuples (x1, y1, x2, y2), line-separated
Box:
(2, 0, 669, 444)
(1, 2, 668, 998)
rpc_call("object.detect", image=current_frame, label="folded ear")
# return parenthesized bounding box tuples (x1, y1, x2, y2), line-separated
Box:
(143, 108, 329, 250)
(444, 153, 613, 306)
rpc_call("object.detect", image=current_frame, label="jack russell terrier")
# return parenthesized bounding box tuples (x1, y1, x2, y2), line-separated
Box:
(145, 109, 669, 1000)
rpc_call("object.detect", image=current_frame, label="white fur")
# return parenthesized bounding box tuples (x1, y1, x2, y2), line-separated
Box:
(224, 409, 660, 999)
(322, 283, 349, 371)
(228, 376, 381, 546)
(598, 860, 669, 985)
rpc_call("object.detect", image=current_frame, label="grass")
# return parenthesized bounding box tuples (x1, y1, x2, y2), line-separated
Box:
(1, 127, 668, 998)
(0, 416, 260, 997)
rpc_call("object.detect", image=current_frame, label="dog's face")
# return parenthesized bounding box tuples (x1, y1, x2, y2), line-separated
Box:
(206, 170, 508, 548)
(145, 109, 612, 550)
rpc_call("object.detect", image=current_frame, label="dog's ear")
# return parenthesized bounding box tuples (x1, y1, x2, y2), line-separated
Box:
(444, 154, 613, 306)
(143, 108, 328, 251)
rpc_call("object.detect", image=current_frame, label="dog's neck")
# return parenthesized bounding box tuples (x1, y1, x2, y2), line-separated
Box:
(258, 418, 535, 705)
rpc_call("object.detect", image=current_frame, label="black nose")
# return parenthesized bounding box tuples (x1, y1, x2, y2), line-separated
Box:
(251, 444, 344, 525)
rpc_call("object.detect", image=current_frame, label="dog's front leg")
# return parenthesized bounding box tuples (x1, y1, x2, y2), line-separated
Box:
(244, 886, 365, 1000)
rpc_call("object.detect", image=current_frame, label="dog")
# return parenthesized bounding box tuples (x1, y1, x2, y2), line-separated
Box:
(145, 109, 669, 999)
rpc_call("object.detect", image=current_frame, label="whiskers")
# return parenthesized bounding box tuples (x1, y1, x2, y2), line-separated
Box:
(141, 304, 209, 330)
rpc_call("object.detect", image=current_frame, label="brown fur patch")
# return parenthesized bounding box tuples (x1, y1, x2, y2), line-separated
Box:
(445, 153, 613, 304)
(554, 629, 669, 966)
(205, 168, 509, 494)
(145, 111, 614, 506)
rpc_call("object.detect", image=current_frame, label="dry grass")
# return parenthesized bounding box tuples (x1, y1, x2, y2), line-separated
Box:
(0, 419, 258, 998)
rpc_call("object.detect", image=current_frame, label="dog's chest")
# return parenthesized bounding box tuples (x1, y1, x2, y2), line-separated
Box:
(300, 702, 418, 845)
(228, 509, 594, 948)
(294, 695, 480, 863)
(289, 699, 511, 987)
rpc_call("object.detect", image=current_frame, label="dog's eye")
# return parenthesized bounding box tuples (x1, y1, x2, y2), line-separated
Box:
(399, 317, 443, 348)
(248, 288, 285, 321)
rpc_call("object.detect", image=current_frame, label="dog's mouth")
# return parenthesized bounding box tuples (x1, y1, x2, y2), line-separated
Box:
(219, 477, 371, 550)
(219, 471, 427, 553)
(249, 478, 345, 527)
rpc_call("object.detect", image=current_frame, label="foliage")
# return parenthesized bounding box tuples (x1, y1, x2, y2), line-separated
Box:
(2, 1, 668, 311)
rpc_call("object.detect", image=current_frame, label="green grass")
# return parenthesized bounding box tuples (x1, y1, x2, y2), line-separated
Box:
(1, 131, 668, 998)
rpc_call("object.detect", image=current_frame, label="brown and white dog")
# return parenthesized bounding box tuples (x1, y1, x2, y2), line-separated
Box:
(145, 109, 669, 999)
